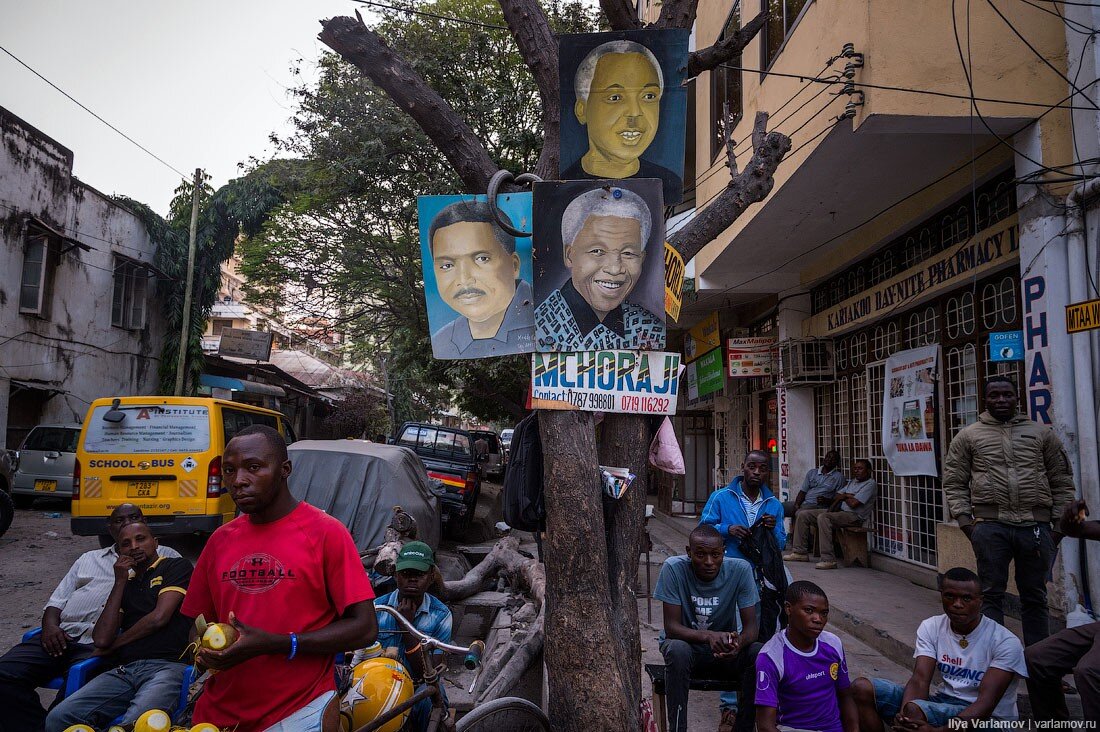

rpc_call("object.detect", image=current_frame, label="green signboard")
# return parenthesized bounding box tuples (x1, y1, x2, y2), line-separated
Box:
(696, 347, 724, 398)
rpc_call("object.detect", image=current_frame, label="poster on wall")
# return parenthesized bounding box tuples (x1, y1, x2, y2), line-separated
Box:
(531, 350, 680, 415)
(418, 194, 535, 360)
(727, 337, 777, 377)
(881, 344, 940, 477)
(532, 179, 666, 352)
(558, 29, 690, 204)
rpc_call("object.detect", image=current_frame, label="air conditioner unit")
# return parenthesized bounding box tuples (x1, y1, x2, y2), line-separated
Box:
(777, 338, 835, 387)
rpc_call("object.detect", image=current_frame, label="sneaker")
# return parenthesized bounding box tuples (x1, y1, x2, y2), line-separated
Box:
(815, 561, 838, 570)
(717, 708, 738, 732)
(783, 552, 810, 562)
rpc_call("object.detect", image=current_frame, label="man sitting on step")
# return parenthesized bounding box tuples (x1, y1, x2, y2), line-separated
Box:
(784, 459, 876, 570)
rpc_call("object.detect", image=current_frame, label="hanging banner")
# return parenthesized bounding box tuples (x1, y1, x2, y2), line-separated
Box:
(694, 347, 724, 398)
(881, 345, 940, 477)
(531, 350, 680, 415)
(727, 337, 777, 377)
(684, 312, 720, 363)
(664, 242, 685, 322)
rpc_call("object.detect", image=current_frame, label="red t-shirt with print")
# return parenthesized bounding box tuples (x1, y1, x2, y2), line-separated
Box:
(181, 502, 374, 731)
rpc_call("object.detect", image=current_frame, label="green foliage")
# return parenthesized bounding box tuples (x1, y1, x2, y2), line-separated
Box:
(237, 0, 597, 423)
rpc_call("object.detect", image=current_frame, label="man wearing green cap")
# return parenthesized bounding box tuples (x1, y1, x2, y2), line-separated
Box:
(371, 541, 452, 731)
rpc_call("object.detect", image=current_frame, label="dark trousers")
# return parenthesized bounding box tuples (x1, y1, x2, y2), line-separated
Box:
(1025, 620, 1100, 721)
(0, 638, 95, 732)
(970, 521, 1054, 645)
(659, 638, 761, 732)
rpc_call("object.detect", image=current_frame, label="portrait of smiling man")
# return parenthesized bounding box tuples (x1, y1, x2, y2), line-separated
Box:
(559, 31, 689, 204)
(533, 180, 665, 351)
(424, 198, 535, 359)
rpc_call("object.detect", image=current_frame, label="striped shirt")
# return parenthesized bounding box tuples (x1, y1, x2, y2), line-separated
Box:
(44, 544, 181, 645)
(738, 490, 767, 527)
(363, 589, 452, 668)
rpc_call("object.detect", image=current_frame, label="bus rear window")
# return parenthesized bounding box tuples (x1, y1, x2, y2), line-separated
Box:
(83, 405, 211, 454)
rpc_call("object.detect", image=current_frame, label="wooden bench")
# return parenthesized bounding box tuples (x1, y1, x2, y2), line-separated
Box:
(645, 663, 740, 732)
(836, 526, 872, 567)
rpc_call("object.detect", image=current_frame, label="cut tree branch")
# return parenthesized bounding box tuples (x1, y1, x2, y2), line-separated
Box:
(600, 0, 642, 30)
(318, 14, 497, 192)
(670, 112, 791, 263)
(654, 0, 699, 31)
(497, 0, 562, 180)
(686, 10, 767, 78)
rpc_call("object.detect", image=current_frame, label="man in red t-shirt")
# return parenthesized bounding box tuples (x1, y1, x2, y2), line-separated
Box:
(182, 425, 377, 732)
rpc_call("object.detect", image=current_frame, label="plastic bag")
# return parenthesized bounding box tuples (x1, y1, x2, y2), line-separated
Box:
(648, 416, 685, 475)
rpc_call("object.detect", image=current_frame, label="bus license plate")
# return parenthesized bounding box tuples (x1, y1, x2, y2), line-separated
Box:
(34, 480, 57, 492)
(127, 481, 159, 498)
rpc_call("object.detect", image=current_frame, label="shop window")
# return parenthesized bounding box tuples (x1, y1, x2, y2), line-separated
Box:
(111, 258, 149, 330)
(981, 276, 1018, 329)
(833, 376, 850, 463)
(851, 370, 869, 460)
(991, 182, 1013, 222)
(814, 384, 834, 467)
(763, 0, 810, 69)
(946, 292, 976, 339)
(946, 344, 978, 440)
(870, 252, 893, 286)
(906, 306, 938, 347)
(835, 337, 848, 370)
(711, 4, 743, 160)
(851, 332, 868, 368)
(902, 236, 919, 270)
(211, 319, 234, 336)
(872, 322, 900, 361)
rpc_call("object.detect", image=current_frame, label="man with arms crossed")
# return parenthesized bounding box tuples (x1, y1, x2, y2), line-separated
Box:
(851, 568, 1027, 730)
(183, 425, 377, 732)
(0, 504, 178, 732)
(655, 524, 761, 732)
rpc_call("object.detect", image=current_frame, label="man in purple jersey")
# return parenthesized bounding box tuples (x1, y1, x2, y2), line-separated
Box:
(755, 581, 857, 732)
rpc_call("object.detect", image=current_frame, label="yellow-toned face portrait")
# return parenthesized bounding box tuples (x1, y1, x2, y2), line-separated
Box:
(575, 52, 662, 177)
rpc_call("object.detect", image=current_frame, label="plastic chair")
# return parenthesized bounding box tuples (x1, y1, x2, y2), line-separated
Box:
(21, 627, 105, 700)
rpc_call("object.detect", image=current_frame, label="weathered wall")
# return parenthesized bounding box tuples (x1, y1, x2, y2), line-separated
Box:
(0, 107, 165, 446)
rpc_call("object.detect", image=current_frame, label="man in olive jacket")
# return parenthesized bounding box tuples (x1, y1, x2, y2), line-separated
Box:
(943, 376, 1075, 646)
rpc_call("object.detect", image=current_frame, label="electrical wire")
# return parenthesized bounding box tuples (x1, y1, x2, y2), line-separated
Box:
(1014, 0, 1100, 34)
(349, 0, 509, 30)
(0, 200, 168, 260)
(0, 45, 189, 180)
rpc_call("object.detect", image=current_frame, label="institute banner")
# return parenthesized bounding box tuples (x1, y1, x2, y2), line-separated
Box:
(531, 350, 680, 415)
(881, 345, 940, 477)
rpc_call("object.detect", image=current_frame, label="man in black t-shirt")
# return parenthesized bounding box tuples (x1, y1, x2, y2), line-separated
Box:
(45, 522, 192, 732)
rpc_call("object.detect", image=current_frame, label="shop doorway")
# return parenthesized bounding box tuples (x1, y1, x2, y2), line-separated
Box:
(670, 413, 714, 516)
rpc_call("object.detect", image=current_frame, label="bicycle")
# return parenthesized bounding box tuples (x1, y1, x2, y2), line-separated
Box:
(349, 604, 551, 732)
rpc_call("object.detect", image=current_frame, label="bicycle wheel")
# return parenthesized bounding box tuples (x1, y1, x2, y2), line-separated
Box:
(455, 697, 551, 732)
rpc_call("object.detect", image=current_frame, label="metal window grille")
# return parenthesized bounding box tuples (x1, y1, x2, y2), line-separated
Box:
(906, 306, 939, 348)
(834, 376, 850, 463)
(851, 371, 869, 462)
(815, 385, 834, 467)
(946, 292, 976, 339)
(946, 344, 978, 441)
(835, 337, 849, 371)
(872, 322, 900, 360)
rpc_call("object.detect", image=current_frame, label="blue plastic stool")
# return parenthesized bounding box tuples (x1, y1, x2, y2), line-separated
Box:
(20, 628, 104, 701)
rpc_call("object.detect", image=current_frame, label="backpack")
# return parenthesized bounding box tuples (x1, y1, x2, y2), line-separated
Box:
(502, 412, 544, 532)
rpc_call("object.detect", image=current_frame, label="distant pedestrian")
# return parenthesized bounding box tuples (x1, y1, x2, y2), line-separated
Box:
(1025, 499, 1100, 720)
(654, 525, 761, 732)
(943, 376, 1075, 645)
(783, 450, 846, 518)
(755, 581, 857, 732)
(785, 459, 877, 570)
(851, 567, 1028, 728)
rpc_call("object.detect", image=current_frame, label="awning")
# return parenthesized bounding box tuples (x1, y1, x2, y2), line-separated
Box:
(26, 215, 92, 254)
(8, 379, 66, 400)
(199, 374, 286, 397)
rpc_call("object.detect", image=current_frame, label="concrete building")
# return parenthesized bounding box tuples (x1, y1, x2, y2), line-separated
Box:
(658, 2, 1097, 615)
(0, 107, 166, 447)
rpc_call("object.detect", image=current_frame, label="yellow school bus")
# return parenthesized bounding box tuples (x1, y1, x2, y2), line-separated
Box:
(71, 396, 295, 540)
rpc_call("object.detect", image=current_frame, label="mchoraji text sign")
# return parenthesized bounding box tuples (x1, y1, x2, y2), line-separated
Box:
(805, 215, 1020, 337)
(531, 350, 680, 415)
(881, 345, 940, 477)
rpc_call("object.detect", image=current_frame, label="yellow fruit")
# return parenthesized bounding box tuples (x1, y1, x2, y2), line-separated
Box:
(61, 727, 95, 732)
(201, 622, 239, 651)
(108, 727, 127, 732)
(134, 709, 173, 732)
(191, 725, 222, 732)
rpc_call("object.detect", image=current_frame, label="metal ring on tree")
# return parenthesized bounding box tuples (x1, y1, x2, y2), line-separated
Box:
(486, 170, 542, 237)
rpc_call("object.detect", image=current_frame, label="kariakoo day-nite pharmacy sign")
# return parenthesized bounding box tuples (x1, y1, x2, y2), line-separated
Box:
(531, 350, 681, 415)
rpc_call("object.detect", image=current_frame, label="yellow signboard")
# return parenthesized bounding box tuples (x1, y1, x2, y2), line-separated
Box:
(664, 242, 685, 322)
(684, 312, 720, 363)
(1067, 298, 1100, 334)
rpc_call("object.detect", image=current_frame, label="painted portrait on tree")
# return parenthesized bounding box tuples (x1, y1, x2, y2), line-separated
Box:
(532, 179, 665, 352)
(418, 194, 535, 359)
(559, 29, 689, 204)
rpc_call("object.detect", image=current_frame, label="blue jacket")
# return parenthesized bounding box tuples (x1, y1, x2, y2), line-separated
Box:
(700, 477, 787, 562)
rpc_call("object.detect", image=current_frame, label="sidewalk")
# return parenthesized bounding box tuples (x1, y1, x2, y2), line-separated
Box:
(645, 510, 1082, 720)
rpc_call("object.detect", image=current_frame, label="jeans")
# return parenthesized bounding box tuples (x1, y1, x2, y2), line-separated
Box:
(659, 638, 760, 732)
(970, 521, 1054, 645)
(0, 638, 95, 732)
(871, 679, 969, 726)
(1025, 620, 1100, 720)
(45, 659, 186, 732)
(263, 690, 336, 732)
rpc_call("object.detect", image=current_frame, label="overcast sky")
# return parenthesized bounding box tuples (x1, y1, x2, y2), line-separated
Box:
(2, 0, 370, 215)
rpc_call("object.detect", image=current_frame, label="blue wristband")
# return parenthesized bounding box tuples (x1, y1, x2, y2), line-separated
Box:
(288, 632, 298, 660)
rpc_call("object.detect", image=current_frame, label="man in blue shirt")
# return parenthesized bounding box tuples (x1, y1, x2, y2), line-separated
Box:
(784, 450, 846, 518)
(700, 450, 786, 564)
(372, 542, 452, 732)
(655, 525, 761, 732)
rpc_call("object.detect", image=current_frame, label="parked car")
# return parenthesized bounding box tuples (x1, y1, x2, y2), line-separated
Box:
(500, 428, 515, 456)
(469, 429, 506, 479)
(395, 422, 482, 536)
(11, 423, 81, 507)
(0, 450, 14, 537)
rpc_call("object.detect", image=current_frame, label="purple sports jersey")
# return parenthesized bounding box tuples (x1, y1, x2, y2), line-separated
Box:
(755, 629, 850, 732)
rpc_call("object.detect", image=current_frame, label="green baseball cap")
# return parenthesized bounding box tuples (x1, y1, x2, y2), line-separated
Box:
(396, 541, 435, 572)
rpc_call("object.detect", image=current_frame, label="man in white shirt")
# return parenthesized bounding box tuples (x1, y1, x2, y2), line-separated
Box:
(0, 504, 180, 732)
(850, 567, 1027, 730)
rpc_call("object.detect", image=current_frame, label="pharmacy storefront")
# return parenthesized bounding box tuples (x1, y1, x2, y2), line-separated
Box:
(798, 175, 1025, 571)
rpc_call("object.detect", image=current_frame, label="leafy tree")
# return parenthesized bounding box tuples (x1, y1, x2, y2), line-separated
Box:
(320, 387, 390, 439)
